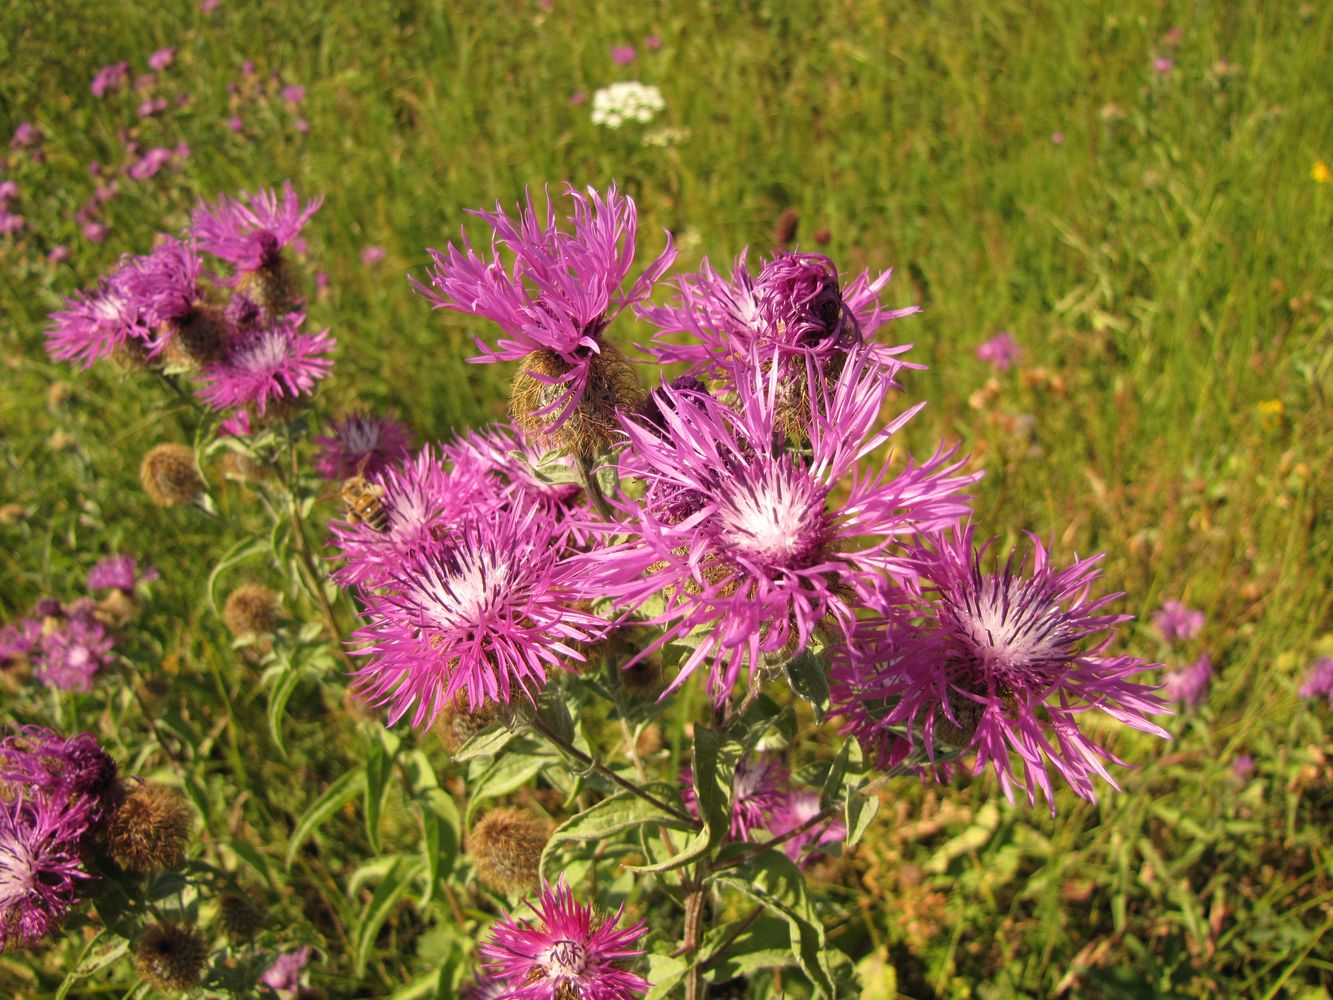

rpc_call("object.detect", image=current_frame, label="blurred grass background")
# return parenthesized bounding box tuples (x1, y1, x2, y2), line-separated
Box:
(1, 0, 1330, 996)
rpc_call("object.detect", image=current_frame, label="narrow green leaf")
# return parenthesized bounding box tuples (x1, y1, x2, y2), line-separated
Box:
(540, 792, 689, 882)
(286, 768, 365, 870)
(364, 735, 399, 854)
(642, 953, 689, 1000)
(844, 785, 880, 848)
(784, 647, 830, 721)
(691, 726, 730, 848)
(452, 724, 515, 762)
(701, 913, 794, 983)
(266, 666, 303, 758)
(56, 931, 128, 998)
(206, 537, 268, 618)
(819, 739, 854, 810)
(418, 787, 460, 906)
(465, 752, 549, 826)
(352, 857, 422, 977)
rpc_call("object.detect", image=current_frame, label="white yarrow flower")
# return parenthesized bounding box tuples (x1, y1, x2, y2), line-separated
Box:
(591, 82, 665, 129)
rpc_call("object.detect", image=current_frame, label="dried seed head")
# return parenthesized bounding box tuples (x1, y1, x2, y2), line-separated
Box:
(434, 698, 501, 754)
(139, 444, 204, 507)
(165, 303, 230, 366)
(510, 344, 644, 460)
(217, 886, 266, 941)
(133, 922, 208, 992)
(103, 782, 193, 872)
(222, 584, 281, 637)
(220, 450, 269, 484)
(238, 254, 302, 315)
(468, 807, 549, 893)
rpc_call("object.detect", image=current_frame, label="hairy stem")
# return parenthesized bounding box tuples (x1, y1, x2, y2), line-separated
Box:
(682, 867, 709, 1000)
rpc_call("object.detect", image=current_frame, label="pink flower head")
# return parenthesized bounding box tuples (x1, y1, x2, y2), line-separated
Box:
(314, 412, 412, 480)
(360, 245, 386, 265)
(644, 34, 663, 50)
(48, 245, 71, 264)
(611, 45, 637, 65)
(1154, 57, 1174, 74)
(46, 265, 156, 367)
(0, 794, 92, 950)
(480, 879, 649, 1000)
(36, 619, 115, 693)
(329, 446, 495, 589)
(124, 146, 173, 180)
(227, 115, 244, 133)
(0, 181, 17, 204)
(121, 236, 204, 330)
(640, 250, 917, 385)
(148, 47, 176, 71)
(137, 97, 169, 119)
(976, 331, 1021, 371)
(83, 222, 107, 243)
(586, 347, 975, 702)
(1161, 654, 1212, 707)
(0, 620, 42, 667)
(1299, 656, 1333, 706)
(261, 945, 312, 995)
(281, 84, 305, 105)
(682, 753, 789, 841)
(1051, 131, 1065, 145)
(1232, 755, 1255, 779)
(461, 975, 508, 1000)
(414, 183, 675, 433)
(197, 313, 334, 415)
(351, 501, 607, 724)
(192, 182, 322, 274)
(90, 62, 129, 98)
(833, 526, 1170, 813)
(87, 555, 158, 592)
(1152, 599, 1204, 642)
(0, 212, 25, 235)
(200, 0, 220, 12)
(0, 727, 119, 822)
(768, 789, 845, 865)
(441, 422, 584, 515)
(10, 122, 40, 149)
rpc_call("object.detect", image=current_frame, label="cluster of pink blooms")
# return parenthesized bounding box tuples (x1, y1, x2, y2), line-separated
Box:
(1153, 598, 1213, 707)
(0, 557, 155, 693)
(332, 181, 1169, 817)
(46, 182, 333, 425)
(682, 754, 845, 866)
(0, 728, 120, 950)
(1299, 657, 1333, 707)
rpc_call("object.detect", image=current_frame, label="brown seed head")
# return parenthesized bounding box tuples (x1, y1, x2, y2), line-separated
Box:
(774, 208, 800, 247)
(511, 344, 644, 460)
(103, 782, 194, 872)
(133, 922, 208, 992)
(468, 807, 550, 893)
(166, 303, 231, 366)
(217, 886, 266, 941)
(222, 584, 282, 637)
(239, 255, 302, 315)
(140, 444, 204, 507)
(434, 697, 501, 754)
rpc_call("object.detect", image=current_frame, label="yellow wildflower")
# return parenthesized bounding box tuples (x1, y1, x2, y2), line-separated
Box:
(1313, 160, 1331, 184)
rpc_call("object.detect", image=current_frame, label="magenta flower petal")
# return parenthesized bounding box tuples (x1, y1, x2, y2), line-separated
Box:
(192, 181, 322, 273)
(196, 313, 334, 415)
(88, 555, 158, 592)
(480, 879, 648, 1000)
(0, 794, 92, 950)
(314, 413, 412, 480)
(976, 331, 1021, 371)
(1152, 599, 1204, 643)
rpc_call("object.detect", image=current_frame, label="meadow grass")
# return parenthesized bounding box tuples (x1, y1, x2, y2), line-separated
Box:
(1, 0, 1330, 996)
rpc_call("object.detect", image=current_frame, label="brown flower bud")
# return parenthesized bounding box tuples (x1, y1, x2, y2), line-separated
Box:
(139, 444, 204, 508)
(774, 208, 799, 247)
(222, 584, 282, 637)
(510, 343, 644, 460)
(433, 697, 501, 754)
(217, 886, 266, 941)
(468, 807, 550, 893)
(133, 922, 208, 992)
(103, 782, 193, 872)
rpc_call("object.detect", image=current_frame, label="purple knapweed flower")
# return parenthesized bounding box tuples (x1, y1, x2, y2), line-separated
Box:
(360, 245, 386, 265)
(294, 118, 311, 134)
(1232, 755, 1255, 779)
(200, 0, 220, 12)
(644, 34, 663, 50)
(1154, 57, 1174, 74)
(0, 794, 91, 951)
(82, 222, 107, 243)
(314, 412, 412, 480)
(570, 90, 587, 105)
(328, 446, 494, 589)
(1299, 656, 1333, 706)
(120, 236, 204, 331)
(414, 183, 675, 433)
(1051, 131, 1065, 145)
(682, 754, 789, 841)
(0, 728, 119, 821)
(480, 879, 648, 1000)
(148, 47, 176, 71)
(768, 789, 846, 865)
(0, 212, 25, 236)
(461, 975, 509, 1000)
(1161, 654, 1212, 707)
(586, 347, 975, 702)
(137, 98, 169, 119)
(36, 619, 115, 693)
(10, 123, 40, 149)
(0, 620, 42, 667)
(1153, 599, 1204, 643)
(833, 527, 1170, 813)
(90, 62, 129, 98)
(281, 84, 305, 105)
(196, 313, 334, 415)
(976, 331, 1021, 371)
(0, 181, 17, 204)
(640, 250, 917, 385)
(441, 423, 584, 515)
(261, 945, 311, 994)
(88, 555, 158, 593)
(48, 245, 71, 264)
(191, 182, 322, 275)
(227, 115, 244, 133)
(351, 503, 605, 724)
(611, 45, 637, 65)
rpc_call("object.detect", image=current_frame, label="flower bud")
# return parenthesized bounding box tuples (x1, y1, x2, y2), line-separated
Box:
(222, 584, 281, 637)
(433, 697, 500, 754)
(217, 885, 266, 941)
(165, 303, 230, 367)
(468, 807, 549, 893)
(103, 781, 193, 871)
(139, 444, 204, 507)
(510, 344, 643, 460)
(239, 253, 301, 315)
(133, 922, 208, 992)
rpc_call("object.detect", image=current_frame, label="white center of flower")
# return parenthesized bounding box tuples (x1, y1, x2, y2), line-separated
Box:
(93, 289, 129, 324)
(415, 546, 509, 629)
(342, 418, 380, 454)
(962, 577, 1065, 675)
(541, 939, 589, 978)
(718, 463, 826, 565)
(67, 646, 90, 668)
(237, 330, 290, 372)
(0, 835, 36, 906)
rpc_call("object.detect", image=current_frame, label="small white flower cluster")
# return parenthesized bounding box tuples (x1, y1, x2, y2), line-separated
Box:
(590, 82, 665, 129)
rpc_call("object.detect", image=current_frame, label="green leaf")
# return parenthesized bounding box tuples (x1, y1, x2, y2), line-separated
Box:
(286, 768, 366, 870)
(418, 787, 460, 906)
(844, 784, 880, 848)
(387, 967, 449, 1000)
(56, 931, 128, 998)
(711, 849, 838, 996)
(352, 856, 423, 977)
(691, 726, 730, 847)
(783, 647, 830, 721)
(225, 836, 274, 887)
(701, 913, 795, 982)
(452, 723, 515, 761)
(364, 733, 400, 854)
(206, 537, 268, 618)
(643, 953, 689, 999)
(465, 752, 549, 826)
(540, 791, 690, 881)
(266, 666, 304, 758)
(819, 739, 855, 810)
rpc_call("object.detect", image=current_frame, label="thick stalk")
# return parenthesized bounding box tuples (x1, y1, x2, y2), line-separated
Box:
(682, 867, 709, 1000)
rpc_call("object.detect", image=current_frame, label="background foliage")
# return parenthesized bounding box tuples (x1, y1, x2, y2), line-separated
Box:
(1, 0, 1330, 996)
